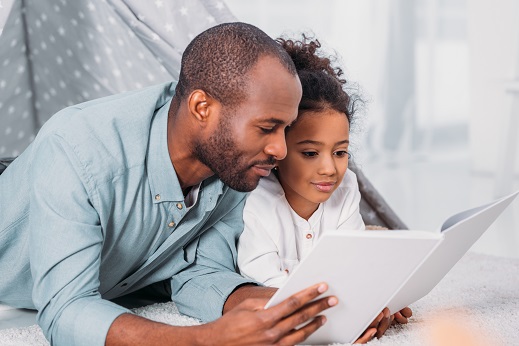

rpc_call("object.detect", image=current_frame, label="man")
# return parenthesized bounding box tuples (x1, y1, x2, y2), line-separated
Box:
(0, 23, 382, 345)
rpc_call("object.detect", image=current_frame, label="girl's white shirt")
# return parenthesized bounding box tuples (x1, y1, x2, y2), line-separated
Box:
(237, 168, 365, 288)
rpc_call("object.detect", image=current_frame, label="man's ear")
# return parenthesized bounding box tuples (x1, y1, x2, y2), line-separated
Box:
(187, 90, 214, 124)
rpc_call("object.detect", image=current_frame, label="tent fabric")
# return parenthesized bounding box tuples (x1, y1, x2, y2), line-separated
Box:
(0, 0, 35, 157)
(0, 0, 235, 157)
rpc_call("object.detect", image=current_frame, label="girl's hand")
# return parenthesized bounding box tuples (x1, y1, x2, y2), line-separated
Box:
(392, 306, 413, 324)
(355, 307, 391, 343)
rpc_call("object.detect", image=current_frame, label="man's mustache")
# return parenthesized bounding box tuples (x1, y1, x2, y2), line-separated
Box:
(250, 157, 276, 167)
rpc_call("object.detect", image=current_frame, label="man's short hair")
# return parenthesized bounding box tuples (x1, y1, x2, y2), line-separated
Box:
(175, 22, 297, 107)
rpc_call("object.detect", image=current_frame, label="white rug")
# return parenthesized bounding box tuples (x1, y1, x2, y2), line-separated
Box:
(1, 252, 518, 345)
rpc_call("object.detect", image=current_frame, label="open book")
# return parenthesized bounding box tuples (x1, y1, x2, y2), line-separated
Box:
(265, 191, 518, 345)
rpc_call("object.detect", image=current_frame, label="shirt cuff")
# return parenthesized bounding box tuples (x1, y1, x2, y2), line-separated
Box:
(196, 272, 259, 322)
(53, 299, 131, 346)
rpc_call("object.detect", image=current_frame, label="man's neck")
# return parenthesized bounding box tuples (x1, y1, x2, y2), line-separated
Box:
(167, 101, 214, 191)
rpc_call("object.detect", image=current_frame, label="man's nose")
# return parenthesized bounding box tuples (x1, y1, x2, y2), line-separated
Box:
(264, 133, 287, 160)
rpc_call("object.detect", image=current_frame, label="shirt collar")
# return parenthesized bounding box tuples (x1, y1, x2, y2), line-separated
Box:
(146, 97, 185, 203)
(290, 202, 324, 229)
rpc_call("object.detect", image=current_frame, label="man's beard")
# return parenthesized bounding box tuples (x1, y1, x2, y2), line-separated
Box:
(193, 115, 275, 192)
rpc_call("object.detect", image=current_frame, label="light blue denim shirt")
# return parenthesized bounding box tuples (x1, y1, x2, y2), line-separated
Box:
(0, 82, 255, 346)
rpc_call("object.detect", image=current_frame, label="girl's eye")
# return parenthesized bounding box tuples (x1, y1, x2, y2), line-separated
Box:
(334, 151, 351, 158)
(302, 152, 318, 157)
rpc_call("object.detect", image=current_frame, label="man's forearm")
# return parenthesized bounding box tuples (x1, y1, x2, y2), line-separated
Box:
(106, 313, 209, 346)
(108, 283, 334, 346)
(223, 284, 277, 314)
(106, 286, 277, 345)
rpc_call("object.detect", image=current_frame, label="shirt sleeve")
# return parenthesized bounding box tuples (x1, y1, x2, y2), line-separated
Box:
(237, 211, 289, 288)
(29, 135, 130, 346)
(337, 169, 366, 231)
(170, 192, 259, 322)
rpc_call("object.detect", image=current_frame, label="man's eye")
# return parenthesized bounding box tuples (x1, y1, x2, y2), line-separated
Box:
(302, 152, 318, 157)
(334, 151, 351, 158)
(260, 127, 275, 134)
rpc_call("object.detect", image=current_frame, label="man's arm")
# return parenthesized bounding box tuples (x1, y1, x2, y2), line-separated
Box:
(106, 283, 336, 346)
(29, 135, 130, 346)
(169, 193, 266, 321)
(223, 284, 277, 313)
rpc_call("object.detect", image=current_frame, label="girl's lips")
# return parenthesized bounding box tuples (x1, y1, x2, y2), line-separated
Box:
(312, 182, 335, 192)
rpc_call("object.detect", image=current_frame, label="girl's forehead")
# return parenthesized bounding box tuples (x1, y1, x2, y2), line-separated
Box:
(290, 110, 350, 138)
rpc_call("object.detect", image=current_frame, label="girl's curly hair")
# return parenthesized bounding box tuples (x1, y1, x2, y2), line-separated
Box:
(277, 35, 358, 127)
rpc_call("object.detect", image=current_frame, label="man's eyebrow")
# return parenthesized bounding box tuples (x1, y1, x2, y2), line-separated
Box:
(296, 139, 350, 145)
(261, 118, 287, 125)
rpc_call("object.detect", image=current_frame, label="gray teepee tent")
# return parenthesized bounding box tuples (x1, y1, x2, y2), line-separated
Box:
(0, 0, 236, 157)
(0, 0, 406, 229)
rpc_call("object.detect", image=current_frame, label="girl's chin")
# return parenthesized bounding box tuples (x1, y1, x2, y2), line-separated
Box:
(307, 194, 331, 204)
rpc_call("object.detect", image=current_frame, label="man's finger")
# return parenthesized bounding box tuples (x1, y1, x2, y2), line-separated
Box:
(272, 295, 337, 335)
(265, 282, 330, 321)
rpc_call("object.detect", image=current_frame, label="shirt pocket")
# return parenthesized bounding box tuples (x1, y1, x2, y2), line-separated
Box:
(281, 258, 299, 275)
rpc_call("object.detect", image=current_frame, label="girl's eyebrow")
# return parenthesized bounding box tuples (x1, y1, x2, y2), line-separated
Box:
(296, 139, 350, 145)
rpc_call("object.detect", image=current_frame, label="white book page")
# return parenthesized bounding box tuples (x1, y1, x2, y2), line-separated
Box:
(265, 230, 443, 345)
(388, 190, 519, 313)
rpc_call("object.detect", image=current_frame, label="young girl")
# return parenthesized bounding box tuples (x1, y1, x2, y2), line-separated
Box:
(237, 37, 365, 288)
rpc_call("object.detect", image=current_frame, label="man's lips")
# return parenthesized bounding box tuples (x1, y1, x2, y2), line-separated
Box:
(252, 165, 275, 177)
(312, 181, 336, 192)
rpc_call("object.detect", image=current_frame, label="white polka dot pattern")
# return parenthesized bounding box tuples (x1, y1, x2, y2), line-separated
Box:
(0, 0, 236, 157)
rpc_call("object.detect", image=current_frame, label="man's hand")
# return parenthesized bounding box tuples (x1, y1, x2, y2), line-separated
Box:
(200, 282, 337, 345)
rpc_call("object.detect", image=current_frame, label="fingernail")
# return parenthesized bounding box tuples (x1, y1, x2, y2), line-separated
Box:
(317, 283, 327, 293)
(328, 297, 338, 306)
(384, 309, 390, 318)
(321, 316, 327, 325)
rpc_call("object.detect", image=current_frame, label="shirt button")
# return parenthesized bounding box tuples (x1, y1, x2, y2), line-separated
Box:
(306, 233, 313, 239)
(155, 194, 161, 201)
(168, 221, 175, 228)
(176, 203, 183, 210)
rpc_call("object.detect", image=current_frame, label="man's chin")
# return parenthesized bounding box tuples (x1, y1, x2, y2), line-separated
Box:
(224, 175, 262, 192)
